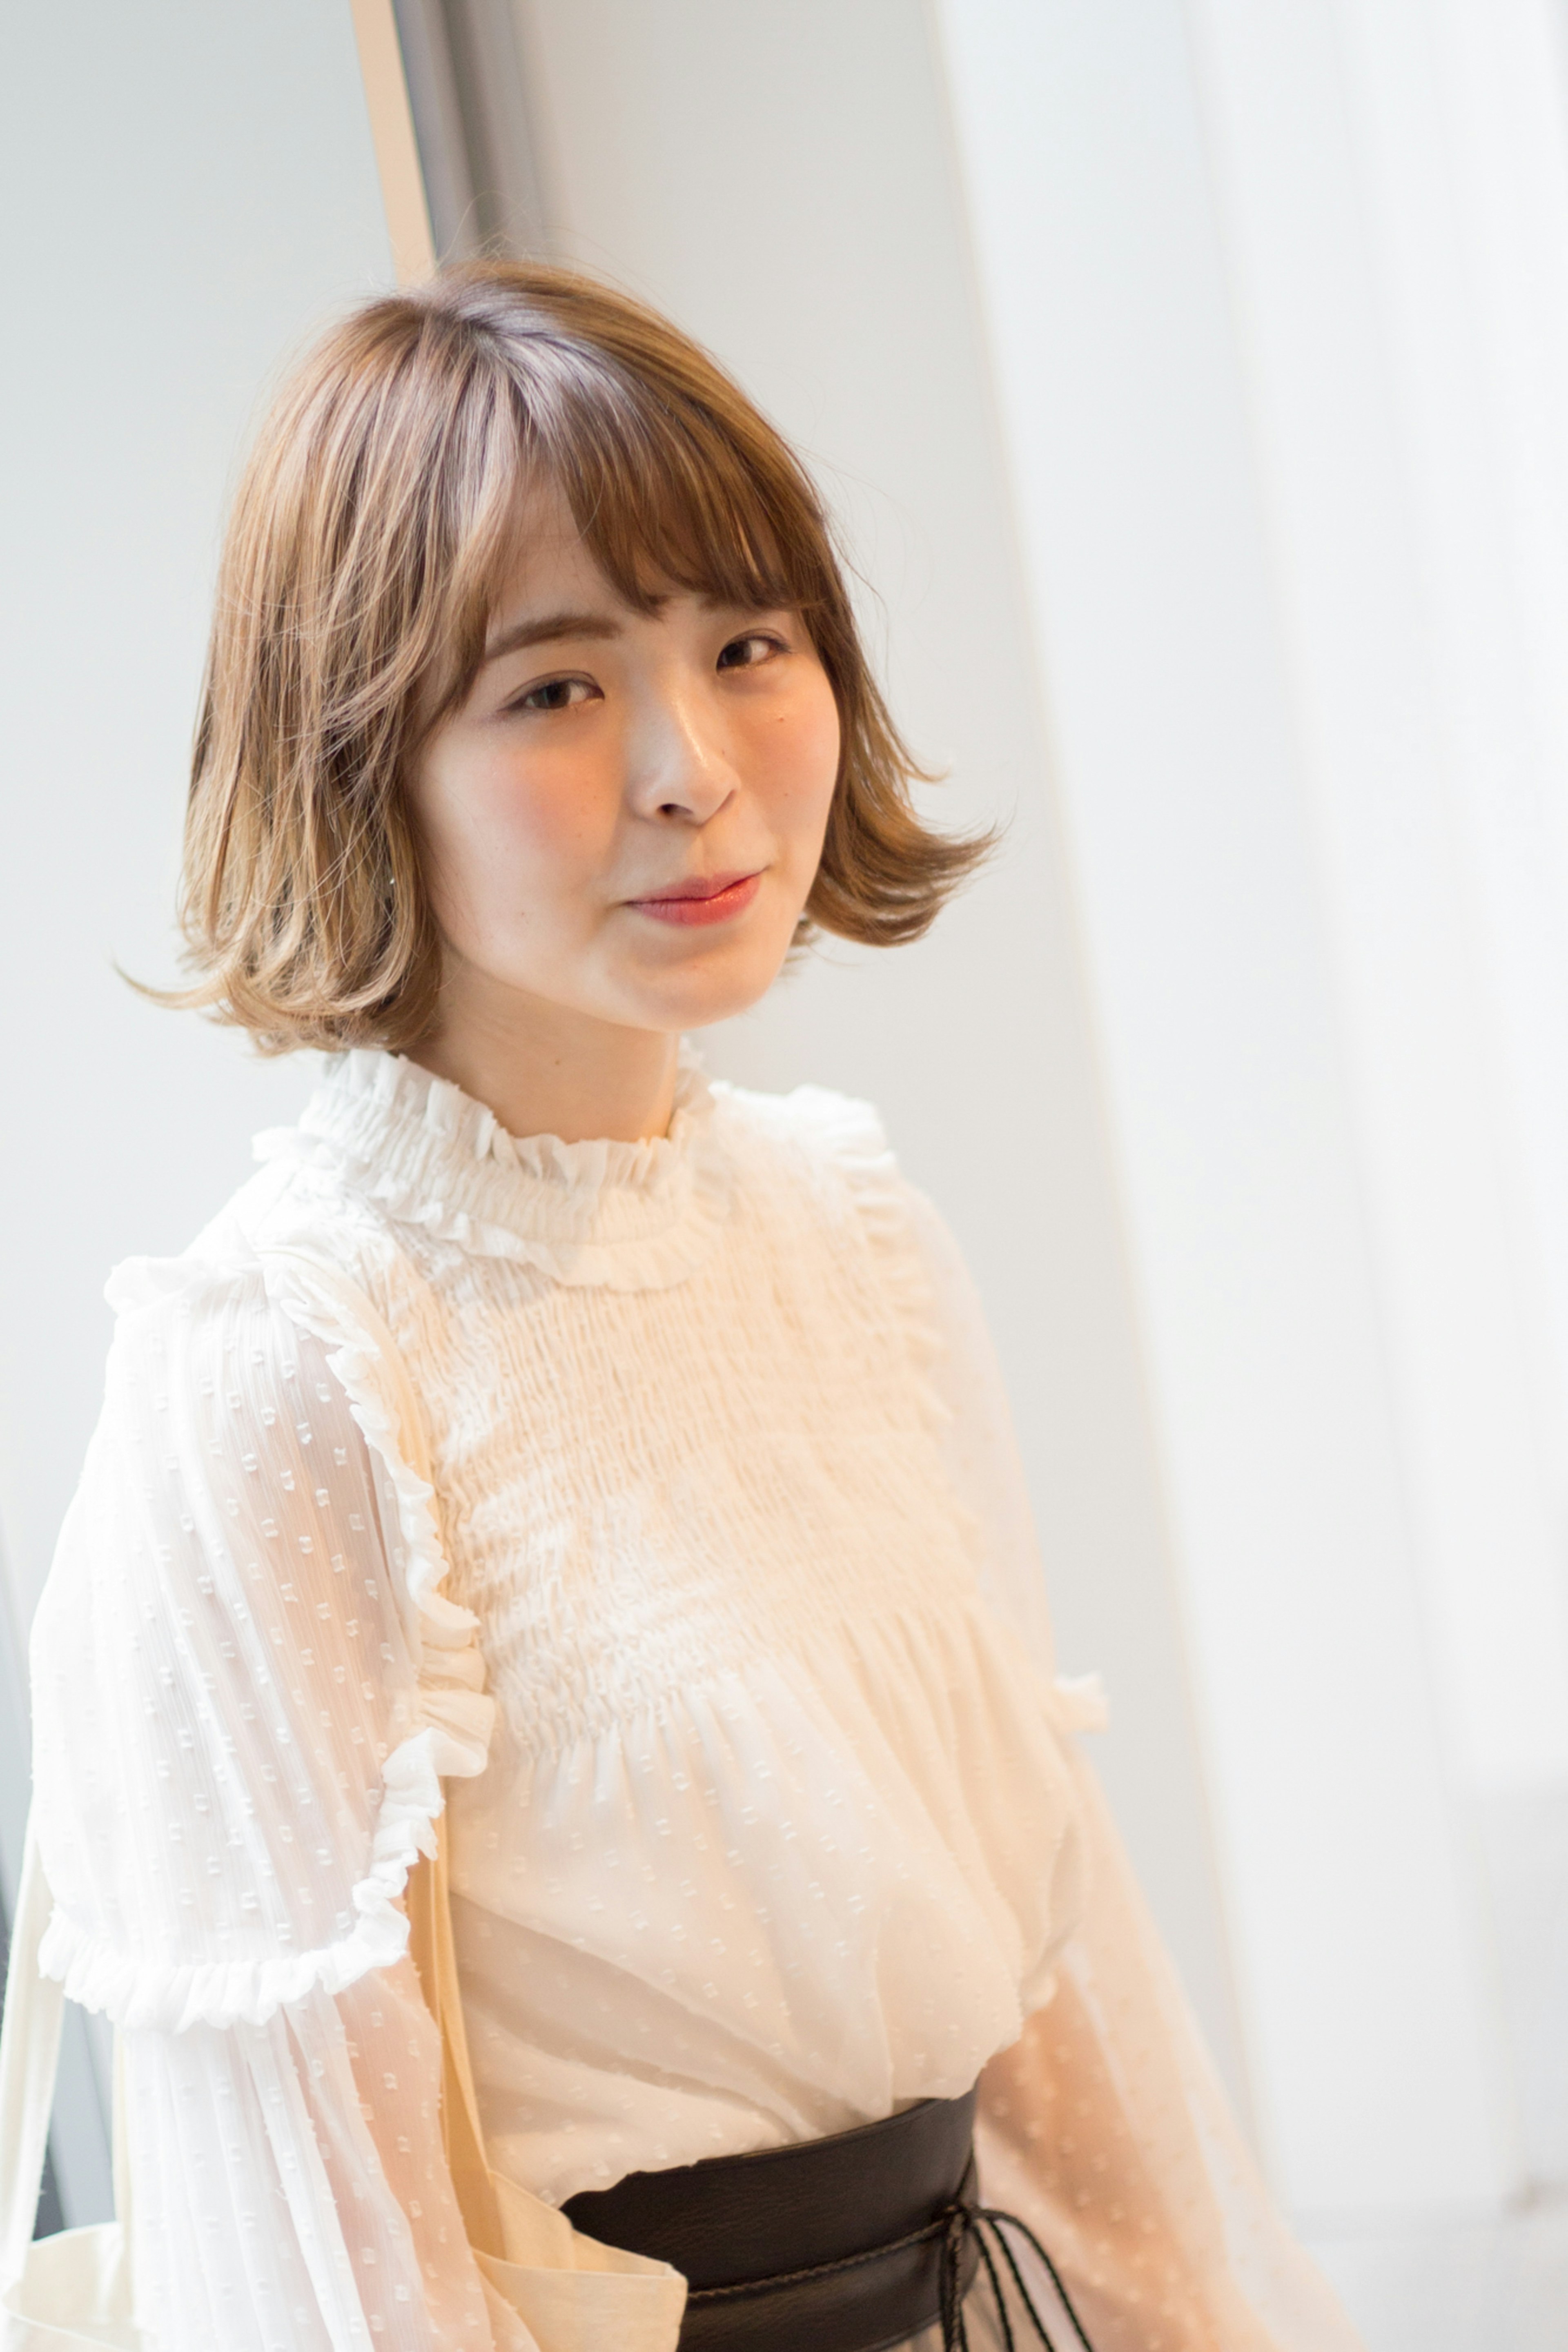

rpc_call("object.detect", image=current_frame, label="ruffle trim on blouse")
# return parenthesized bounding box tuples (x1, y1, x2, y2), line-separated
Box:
(1050, 1672, 1111, 1736)
(37, 1726, 457, 2033)
(262, 1246, 494, 1714)
(51, 1245, 496, 2034)
(254, 1047, 734, 1291)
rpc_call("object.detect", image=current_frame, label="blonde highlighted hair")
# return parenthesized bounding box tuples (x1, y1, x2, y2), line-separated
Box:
(174, 261, 987, 1053)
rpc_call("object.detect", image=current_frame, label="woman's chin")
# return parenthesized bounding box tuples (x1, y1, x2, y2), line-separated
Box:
(617, 935, 798, 1033)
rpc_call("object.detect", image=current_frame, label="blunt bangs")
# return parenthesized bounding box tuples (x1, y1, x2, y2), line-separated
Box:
(523, 361, 807, 620)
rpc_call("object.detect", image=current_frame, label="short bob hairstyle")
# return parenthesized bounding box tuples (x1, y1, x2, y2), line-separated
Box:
(174, 261, 986, 1054)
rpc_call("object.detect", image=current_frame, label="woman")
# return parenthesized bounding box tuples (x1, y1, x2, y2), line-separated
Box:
(27, 263, 1358, 2352)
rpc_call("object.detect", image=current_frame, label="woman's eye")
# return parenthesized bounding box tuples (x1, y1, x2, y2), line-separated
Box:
(515, 676, 595, 713)
(716, 633, 782, 672)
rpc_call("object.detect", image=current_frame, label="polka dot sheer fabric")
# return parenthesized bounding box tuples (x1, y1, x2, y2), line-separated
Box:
(29, 1053, 1358, 2350)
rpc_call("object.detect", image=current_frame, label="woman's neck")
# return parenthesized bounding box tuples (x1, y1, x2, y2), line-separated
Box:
(409, 971, 681, 1146)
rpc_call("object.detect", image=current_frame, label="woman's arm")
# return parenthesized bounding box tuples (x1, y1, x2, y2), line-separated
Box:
(30, 1261, 512, 2351)
(123, 1969, 496, 2350)
(902, 1187, 1360, 2352)
(973, 1770, 1354, 2352)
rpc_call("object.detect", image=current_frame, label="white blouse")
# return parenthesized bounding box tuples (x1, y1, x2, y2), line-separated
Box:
(29, 1050, 1357, 2352)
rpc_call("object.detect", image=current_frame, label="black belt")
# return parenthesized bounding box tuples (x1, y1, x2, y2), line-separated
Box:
(562, 2089, 1096, 2352)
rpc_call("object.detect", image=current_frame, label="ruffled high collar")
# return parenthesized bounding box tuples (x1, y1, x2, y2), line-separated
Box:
(258, 1047, 733, 1290)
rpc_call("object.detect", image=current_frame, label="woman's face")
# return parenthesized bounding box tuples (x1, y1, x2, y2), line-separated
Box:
(407, 485, 842, 1049)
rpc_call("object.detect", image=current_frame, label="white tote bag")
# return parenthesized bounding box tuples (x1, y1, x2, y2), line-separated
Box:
(0, 1816, 137, 2350)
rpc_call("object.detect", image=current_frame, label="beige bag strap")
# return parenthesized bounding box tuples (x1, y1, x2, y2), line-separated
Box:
(404, 1828, 501, 2256)
(265, 1248, 501, 2259)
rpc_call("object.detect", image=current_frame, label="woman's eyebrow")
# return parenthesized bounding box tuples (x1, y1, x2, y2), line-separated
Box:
(482, 610, 624, 664)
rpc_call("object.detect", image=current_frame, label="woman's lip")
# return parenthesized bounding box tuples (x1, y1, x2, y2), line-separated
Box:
(625, 872, 764, 927)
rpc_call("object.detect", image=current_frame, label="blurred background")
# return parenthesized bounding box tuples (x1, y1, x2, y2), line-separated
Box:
(5, 4, 1568, 2344)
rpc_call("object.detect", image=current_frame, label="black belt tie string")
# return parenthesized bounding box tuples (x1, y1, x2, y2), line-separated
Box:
(938, 2200, 1097, 2352)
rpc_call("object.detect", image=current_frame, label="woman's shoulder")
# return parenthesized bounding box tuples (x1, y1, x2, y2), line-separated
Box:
(102, 1148, 397, 1361)
(710, 1072, 897, 1186)
(708, 1073, 940, 1268)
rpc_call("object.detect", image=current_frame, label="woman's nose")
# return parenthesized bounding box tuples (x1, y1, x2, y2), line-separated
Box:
(625, 680, 738, 823)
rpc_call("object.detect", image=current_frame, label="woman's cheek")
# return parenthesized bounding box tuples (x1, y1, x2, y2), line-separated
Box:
(479, 747, 613, 882)
(797, 680, 843, 820)
(753, 690, 840, 837)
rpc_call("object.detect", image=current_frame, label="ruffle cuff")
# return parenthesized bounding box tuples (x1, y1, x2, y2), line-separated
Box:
(38, 1719, 487, 2032)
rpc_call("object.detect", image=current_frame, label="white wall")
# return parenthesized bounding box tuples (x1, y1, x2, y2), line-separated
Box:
(0, 0, 393, 2217)
(0, 7, 393, 1628)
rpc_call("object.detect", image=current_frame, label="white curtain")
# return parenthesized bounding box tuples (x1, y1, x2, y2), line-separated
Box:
(1190, 0, 1568, 2188)
(938, 0, 1568, 2228)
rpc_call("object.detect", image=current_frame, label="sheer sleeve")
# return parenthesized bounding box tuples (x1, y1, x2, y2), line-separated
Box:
(28, 1254, 526, 2352)
(902, 1188, 1361, 2352)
